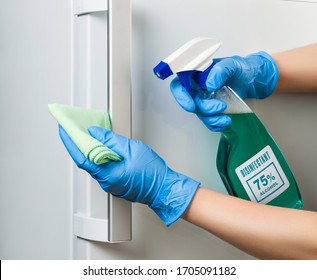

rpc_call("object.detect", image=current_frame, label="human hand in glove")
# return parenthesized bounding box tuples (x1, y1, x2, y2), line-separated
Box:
(59, 125, 200, 226)
(170, 51, 278, 131)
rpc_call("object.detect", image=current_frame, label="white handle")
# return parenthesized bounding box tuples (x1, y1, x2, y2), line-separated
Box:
(72, 0, 132, 246)
(73, 0, 108, 16)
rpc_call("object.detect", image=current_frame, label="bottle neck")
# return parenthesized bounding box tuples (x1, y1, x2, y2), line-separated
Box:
(213, 86, 253, 114)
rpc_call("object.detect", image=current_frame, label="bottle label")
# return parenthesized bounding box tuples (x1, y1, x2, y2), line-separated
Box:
(235, 145, 290, 204)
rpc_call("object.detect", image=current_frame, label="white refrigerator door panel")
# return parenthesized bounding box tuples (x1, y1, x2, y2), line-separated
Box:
(0, 0, 72, 259)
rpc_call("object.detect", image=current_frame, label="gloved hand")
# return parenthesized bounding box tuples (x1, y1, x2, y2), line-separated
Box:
(59, 125, 200, 226)
(170, 51, 279, 131)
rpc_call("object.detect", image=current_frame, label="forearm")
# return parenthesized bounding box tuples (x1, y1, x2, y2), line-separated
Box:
(183, 187, 317, 259)
(272, 43, 317, 93)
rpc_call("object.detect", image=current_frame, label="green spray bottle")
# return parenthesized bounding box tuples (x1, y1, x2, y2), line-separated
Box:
(154, 37, 302, 208)
(214, 86, 302, 208)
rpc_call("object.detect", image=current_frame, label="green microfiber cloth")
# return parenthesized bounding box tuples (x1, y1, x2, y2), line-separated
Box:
(48, 103, 122, 165)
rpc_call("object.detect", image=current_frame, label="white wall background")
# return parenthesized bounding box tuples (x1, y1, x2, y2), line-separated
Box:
(1, 0, 317, 259)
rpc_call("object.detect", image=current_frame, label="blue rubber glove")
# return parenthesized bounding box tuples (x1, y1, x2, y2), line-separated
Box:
(59, 125, 200, 226)
(170, 77, 231, 132)
(170, 51, 278, 131)
(205, 51, 279, 99)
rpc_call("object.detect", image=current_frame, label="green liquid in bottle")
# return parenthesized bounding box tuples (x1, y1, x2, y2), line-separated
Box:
(217, 112, 302, 208)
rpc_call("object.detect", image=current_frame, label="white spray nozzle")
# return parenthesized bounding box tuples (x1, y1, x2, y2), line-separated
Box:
(154, 37, 222, 80)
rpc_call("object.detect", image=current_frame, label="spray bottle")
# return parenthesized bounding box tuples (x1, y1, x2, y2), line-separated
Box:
(153, 37, 302, 209)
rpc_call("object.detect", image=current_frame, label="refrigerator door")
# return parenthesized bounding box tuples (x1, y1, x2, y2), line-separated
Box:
(1, 0, 317, 261)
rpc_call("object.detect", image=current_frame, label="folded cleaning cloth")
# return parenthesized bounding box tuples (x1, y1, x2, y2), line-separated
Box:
(48, 103, 122, 165)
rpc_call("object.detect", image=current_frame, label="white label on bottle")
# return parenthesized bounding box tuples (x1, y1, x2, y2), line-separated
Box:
(235, 145, 289, 204)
